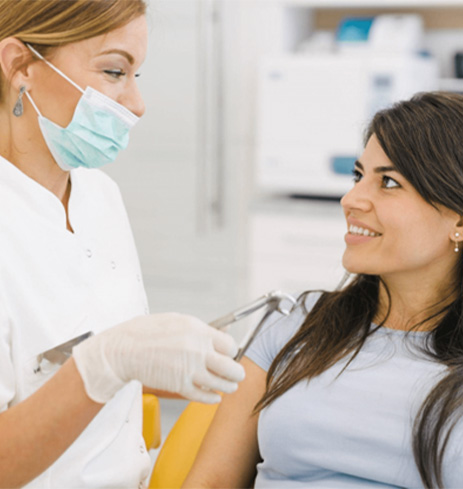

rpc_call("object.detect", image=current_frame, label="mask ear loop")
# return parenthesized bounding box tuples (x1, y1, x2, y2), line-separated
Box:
(26, 43, 85, 95)
(24, 90, 42, 117)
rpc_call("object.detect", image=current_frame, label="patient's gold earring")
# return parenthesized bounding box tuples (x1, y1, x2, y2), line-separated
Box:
(13, 86, 26, 117)
(454, 233, 460, 253)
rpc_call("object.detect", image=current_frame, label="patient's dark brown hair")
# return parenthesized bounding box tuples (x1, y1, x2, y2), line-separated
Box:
(256, 92, 463, 489)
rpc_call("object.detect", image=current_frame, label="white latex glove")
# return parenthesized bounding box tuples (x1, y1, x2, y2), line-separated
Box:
(73, 313, 245, 404)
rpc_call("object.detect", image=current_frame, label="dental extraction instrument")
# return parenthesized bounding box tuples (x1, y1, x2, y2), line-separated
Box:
(209, 290, 297, 361)
(35, 331, 94, 372)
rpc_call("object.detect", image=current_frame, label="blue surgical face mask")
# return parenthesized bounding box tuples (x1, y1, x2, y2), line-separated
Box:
(25, 44, 139, 171)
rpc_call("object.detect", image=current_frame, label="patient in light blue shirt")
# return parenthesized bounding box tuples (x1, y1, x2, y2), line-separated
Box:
(182, 92, 463, 489)
(246, 293, 462, 489)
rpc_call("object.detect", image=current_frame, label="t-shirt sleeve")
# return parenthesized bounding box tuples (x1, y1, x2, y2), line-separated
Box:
(245, 292, 322, 372)
(0, 299, 15, 412)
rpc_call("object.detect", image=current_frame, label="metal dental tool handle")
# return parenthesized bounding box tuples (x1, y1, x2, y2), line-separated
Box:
(36, 331, 93, 372)
(209, 290, 297, 361)
(233, 309, 275, 362)
(209, 290, 296, 330)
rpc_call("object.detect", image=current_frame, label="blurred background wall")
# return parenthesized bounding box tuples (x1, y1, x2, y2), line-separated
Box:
(103, 0, 463, 446)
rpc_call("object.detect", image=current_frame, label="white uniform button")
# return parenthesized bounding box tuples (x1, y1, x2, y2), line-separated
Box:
(111, 261, 116, 269)
(139, 444, 145, 453)
(136, 274, 141, 282)
(86, 249, 92, 258)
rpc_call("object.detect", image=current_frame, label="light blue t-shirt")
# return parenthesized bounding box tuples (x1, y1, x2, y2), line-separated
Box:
(245, 293, 463, 489)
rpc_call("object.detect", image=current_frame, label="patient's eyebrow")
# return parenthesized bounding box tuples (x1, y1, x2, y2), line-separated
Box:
(355, 160, 397, 174)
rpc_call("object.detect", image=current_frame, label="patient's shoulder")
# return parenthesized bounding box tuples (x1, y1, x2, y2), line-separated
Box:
(245, 291, 322, 371)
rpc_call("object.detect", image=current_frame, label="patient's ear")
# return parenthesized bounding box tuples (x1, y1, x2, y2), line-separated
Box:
(450, 215, 463, 246)
(0, 37, 34, 91)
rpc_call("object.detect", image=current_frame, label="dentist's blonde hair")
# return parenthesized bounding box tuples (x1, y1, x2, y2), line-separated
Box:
(0, 0, 147, 101)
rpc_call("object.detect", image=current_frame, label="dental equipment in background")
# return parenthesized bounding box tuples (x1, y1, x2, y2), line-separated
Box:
(209, 290, 297, 361)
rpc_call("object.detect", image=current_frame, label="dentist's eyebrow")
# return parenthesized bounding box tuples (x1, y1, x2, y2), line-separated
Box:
(96, 49, 134, 65)
(355, 160, 397, 173)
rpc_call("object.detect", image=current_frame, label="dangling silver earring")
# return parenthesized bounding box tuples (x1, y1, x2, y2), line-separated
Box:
(454, 232, 460, 253)
(13, 86, 26, 117)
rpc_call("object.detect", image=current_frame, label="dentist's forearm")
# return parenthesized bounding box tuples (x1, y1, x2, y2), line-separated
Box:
(0, 359, 102, 488)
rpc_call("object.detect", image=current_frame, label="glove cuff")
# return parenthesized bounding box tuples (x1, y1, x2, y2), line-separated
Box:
(73, 339, 127, 404)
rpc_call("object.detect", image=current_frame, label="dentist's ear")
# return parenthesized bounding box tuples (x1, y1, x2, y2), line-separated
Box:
(0, 37, 34, 93)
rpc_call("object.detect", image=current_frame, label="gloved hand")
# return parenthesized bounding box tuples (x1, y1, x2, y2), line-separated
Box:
(72, 313, 245, 404)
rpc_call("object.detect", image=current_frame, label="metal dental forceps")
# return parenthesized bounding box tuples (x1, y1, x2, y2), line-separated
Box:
(35, 331, 93, 373)
(209, 290, 297, 361)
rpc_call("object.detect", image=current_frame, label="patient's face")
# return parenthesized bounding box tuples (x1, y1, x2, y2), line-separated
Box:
(340, 135, 459, 283)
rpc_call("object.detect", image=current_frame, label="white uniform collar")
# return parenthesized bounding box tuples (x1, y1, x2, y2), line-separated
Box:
(0, 154, 77, 231)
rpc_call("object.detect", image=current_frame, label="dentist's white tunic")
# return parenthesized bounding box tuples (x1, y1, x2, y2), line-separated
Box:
(0, 156, 152, 488)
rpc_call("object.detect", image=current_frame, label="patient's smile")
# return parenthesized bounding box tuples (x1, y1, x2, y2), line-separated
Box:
(348, 225, 381, 237)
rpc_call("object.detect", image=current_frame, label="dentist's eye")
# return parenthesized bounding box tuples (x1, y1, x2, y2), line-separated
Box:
(382, 175, 401, 189)
(104, 69, 126, 79)
(352, 169, 363, 183)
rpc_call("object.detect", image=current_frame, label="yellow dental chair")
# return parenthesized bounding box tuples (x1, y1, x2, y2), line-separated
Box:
(142, 393, 162, 452)
(142, 394, 218, 489)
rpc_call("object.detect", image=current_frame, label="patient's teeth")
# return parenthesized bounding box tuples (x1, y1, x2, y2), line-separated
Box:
(348, 224, 380, 237)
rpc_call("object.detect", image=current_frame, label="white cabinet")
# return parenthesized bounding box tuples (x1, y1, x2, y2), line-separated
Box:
(249, 199, 347, 298)
(271, 1, 463, 78)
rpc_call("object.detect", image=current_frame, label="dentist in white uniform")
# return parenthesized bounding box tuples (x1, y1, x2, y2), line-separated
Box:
(0, 0, 244, 487)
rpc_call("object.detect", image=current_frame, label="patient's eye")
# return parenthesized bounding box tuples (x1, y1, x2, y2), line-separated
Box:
(382, 175, 401, 189)
(352, 169, 363, 183)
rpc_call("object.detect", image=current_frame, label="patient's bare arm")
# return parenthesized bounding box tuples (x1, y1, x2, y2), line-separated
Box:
(182, 357, 266, 489)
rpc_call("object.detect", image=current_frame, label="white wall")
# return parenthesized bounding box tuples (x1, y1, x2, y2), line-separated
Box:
(104, 1, 252, 326)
